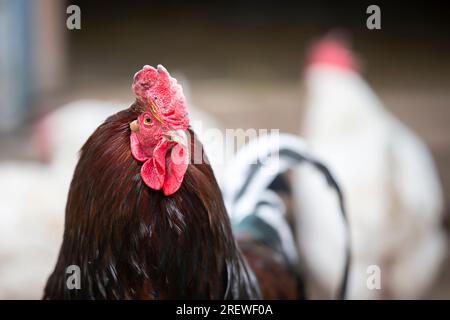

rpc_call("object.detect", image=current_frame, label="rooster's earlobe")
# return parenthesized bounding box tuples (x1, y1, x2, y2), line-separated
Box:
(130, 120, 139, 132)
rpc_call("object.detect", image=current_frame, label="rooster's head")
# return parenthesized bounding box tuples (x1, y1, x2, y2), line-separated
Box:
(129, 65, 190, 196)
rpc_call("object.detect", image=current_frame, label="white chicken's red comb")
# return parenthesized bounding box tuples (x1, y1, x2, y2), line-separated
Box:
(132, 65, 189, 130)
(306, 34, 360, 72)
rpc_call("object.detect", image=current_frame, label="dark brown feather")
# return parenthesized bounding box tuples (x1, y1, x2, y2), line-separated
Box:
(43, 103, 259, 299)
(237, 234, 302, 299)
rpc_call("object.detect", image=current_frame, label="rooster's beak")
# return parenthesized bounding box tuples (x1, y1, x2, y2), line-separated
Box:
(130, 120, 139, 132)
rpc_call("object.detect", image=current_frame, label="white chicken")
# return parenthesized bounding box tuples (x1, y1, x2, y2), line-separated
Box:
(293, 34, 447, 299)
(0, 100, 122, 299)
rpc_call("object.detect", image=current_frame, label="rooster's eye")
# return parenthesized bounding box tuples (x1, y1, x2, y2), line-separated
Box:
(144, 116, 152, 125)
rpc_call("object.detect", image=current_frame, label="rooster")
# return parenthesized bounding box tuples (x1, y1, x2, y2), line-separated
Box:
(293, 34, 446, 299)
(44, 65, 351, 299)
(43, 65, 308, 299)
(1, 95, 231, 299)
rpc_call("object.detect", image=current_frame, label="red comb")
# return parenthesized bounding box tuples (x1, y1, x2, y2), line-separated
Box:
(306, 34, 359, 72)
(132, 65, 189, 129)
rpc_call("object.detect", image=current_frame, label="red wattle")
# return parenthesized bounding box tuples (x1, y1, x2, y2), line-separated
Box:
(163, 142, 189, 196)
(141, 157, 165, 190)
(130, 132, 149, 162)
(131, 135, 189, 195)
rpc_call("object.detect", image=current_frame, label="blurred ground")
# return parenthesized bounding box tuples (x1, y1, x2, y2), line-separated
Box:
(0, 1, 449, 298)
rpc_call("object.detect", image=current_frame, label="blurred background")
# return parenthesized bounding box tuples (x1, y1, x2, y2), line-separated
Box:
(0, 0, 449, 299)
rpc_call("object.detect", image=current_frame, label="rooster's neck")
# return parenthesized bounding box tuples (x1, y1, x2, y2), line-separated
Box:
(44, 106, 260, 299)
